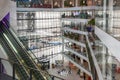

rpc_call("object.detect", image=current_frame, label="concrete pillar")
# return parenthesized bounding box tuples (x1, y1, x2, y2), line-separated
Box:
(51, 0, 53, 8)
(108, 0, 113, 33)
(62, 0, 64, 8)
(76, 0, 78, 7)
(80, 58, 83, 76)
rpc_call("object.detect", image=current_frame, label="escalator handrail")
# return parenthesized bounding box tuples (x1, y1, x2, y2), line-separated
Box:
(3, 19, 53, 79)
(3, 18, 65, 80)
(85, 35, 103, 80)
(3, 18, 39, 64)
(0, 57, 65, 80)
(0, 25, 29, 78)
(7, 17, 40, 63)
(2, 20, 47, 80)
(10, 26, 64, 80)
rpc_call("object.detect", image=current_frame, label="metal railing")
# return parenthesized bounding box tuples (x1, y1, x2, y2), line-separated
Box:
(1, 18, 64, 80)
(0, 58, 65, 80)
(85, 35, 103, 80)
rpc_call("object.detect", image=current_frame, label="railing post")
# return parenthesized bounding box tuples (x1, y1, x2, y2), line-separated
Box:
(51, 76, 54, 80)
(83, 72, 86, 80)
(29, 69, 32, 80)
(13, 63, 16, 80)
(0, 58, 2, 74)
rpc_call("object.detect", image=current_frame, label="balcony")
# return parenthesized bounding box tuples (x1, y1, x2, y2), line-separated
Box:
(63, 27, 88, 35)
(62, 52, 92, 76)
(62, 36, 86, 47)
(61, 11, 92, 19)
(65, 46, 88, 61)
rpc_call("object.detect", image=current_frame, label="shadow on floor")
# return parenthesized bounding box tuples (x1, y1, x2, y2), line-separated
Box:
(0, 73, 15, 80)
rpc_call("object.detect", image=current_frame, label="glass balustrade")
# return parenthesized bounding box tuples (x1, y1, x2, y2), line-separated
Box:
(64, 52, 90, 71)
(61, 11, 92, 19)
(63, 31, 86, 43)
(66, 43, 87, 57)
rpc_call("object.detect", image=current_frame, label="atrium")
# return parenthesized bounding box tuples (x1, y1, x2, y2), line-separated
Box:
(0, 0, 120, 80)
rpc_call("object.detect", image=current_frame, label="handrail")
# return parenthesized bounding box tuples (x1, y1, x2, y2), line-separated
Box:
(63, 27, 88, 35)
(65, 46, 88, 61)
(0, 24, 30, 78)
(4, 18, 40, 64)
(9, 17, 41, 63)
(85, 35, 103, 80)
(0, 58, 65, 80)
(63, 52, 92, 77)
(3, 19, 49, 79)
(3, 18, 64, 79)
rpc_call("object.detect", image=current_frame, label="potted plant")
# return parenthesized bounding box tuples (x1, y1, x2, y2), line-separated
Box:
(88, 18, 95, 26)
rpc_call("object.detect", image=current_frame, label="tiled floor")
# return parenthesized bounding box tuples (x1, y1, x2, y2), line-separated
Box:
(115, 72, 120, 80)
(48, 67, 83, 80)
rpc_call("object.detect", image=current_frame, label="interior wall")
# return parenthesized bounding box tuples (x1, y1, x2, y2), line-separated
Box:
(0, 0, 10, 21)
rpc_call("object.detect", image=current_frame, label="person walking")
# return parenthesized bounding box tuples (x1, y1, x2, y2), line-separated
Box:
(77, 69, 81, 77)
(68, 66, 71, 74)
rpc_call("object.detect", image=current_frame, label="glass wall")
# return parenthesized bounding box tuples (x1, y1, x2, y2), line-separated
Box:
(95, 0, 120, 41)
(94, 36, 120, 80)
(17, 11, 62, 61)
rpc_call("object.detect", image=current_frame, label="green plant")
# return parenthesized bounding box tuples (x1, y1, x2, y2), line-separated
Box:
(88, 18, 95, 25)
(80, 0, 87, 6)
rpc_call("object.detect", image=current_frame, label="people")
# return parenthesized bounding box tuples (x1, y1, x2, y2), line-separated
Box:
(68, 66, 71, 74)
(77, 69, 81, 77)
(51, 76, 54, 80)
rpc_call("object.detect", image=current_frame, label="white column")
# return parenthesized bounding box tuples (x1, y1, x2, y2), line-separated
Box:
(62, 0, 64, 8)
(76, 0, 78, 7)
(108, 0, 113, 33)
(80, 58, 83, 76)
(51, 0, 53, 8)
(103, 0, 107, 31)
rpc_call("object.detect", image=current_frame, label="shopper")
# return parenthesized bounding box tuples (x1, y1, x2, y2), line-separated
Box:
(68, 66, 71, 74)
(51, 76, 54, 80)
(77, 69, 81, 77)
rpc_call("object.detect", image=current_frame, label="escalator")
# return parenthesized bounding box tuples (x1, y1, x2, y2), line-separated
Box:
(0, 25, 29, 79)
(0, 20, 47, 80)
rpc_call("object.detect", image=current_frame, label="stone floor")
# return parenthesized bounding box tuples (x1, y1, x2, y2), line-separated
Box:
(48, 66, 84, 80)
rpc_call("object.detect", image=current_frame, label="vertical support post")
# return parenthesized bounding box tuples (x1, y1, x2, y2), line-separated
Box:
(76, 0, 78, 7)
(0, 58, 2, 74)
(13, 64, 15, 80)
(51, 76, 54, 80)
(83, 72, 86, 80)
(95, 70, 97, 80)
(29, 69, 33, 80)
(62, 20, 65, 63)
(108, 0, 113, 33)
(51, 0, 53, 8)
(62, 0, 64, 8)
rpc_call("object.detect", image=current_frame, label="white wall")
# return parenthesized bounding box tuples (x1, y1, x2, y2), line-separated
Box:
(95, 27, 120, 62)
(0, 0, 10, 21)
(10, 1, 17, 33)
(0, 44, 13, 76)
(0, 0, 13, 76)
